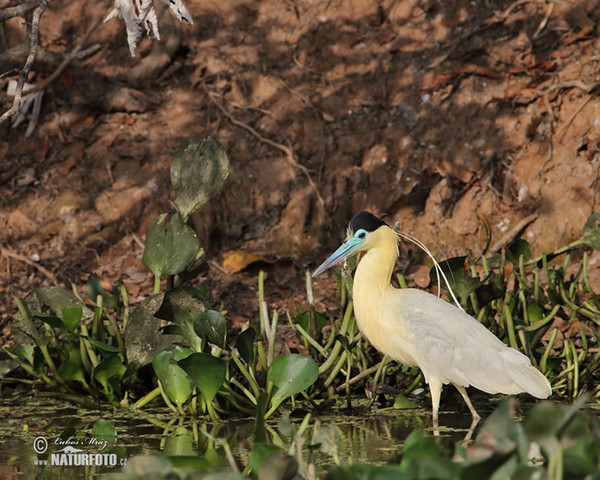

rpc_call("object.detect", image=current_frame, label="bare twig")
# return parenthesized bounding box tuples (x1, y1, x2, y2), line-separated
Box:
(532, 2, 554, 41)
(1, 246, 58, 285)
(490, 213, 538, 253)
(556, 96, 593, 141)
(28, 0, 111, 95)
(204, 85, 325, 217)
(0, 0, 41, 23)
(0, 0, 51, 126)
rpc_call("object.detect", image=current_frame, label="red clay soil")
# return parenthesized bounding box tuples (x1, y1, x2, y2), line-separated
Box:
(1, 0, 600, 334)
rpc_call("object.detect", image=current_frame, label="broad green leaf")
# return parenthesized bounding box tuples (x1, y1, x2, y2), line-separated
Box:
(295, 310, 327, 337)
(236, 326, 256, 365)
(506, 239, 532, 264)
(57, 348, 87, 384)
(32, 311, 66, 331)
(170, 137, 230, 221)
(580, 212, 600, 250)
(142, 213, 200, 278)
(430, 256, 481, 301)
(152, 347, 193, 406)
(124, 293, 180, 366)
(475, 274, 505, 306)
(527, 304, 544, 323)
(4, 345, 35, 365)
(26, 287, 92, 321)
(194, 310, 227, 349)
(93, 353, 126, 391)
(164, 426, 195, 456)
(155, 286, 207, 351)
(61, 306, 83, 332)
(473, 399, 527, 456)
(268, 354, 319, 410)
(178, 353, 226, 403)
(91, 419, 117, 446)
(393, 393, 418, 409)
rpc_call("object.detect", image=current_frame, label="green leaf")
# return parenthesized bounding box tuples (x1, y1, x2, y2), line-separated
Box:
(236, 326, 256, 365)
(507, 239, 532, 264)
(430, 256, 481, 301)
(155, 286, 207, 351)
(164, 426, 195, 456)
(26, 287, 92, 321)
(124, 293, 180, 366)
(142, 213, 200, 278)
(393, 393, 418, 409)
(295, 311, 327, 336)
(57, 348, 87, 384)
(194, 310, 228, 349)
(475, 274, 505, 306)
(61, 306, 83, 332)
(268, 354, 319, 411)
(170, 137, 230, 221)
(152, 347, 194, 406)
(178, 353, 226, 403)
(527, 304, 544, 323)
(93, 353, 126, 391)
(91, 419, 117, 446)
(3, 345, 35, 365)
(473, 399, 527, 456)
(580, 212, 600, 250)
(32, 311, 66, 331)
(81, 336, 120, 354)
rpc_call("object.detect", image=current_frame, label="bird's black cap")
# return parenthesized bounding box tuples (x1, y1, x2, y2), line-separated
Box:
(348, 211, 388, 234)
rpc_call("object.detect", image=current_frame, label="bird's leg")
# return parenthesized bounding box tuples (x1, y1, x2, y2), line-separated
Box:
(454, 385, 481, 428)
(429, 378, 443, 434)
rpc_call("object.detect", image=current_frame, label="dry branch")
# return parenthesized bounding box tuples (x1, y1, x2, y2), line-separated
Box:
(0, 0, 50, 126)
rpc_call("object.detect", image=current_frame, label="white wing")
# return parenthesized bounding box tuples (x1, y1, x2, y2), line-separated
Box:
(394, 289, 551, 398)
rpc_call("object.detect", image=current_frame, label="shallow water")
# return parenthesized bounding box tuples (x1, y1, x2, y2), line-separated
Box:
(0, 396, 483, 479)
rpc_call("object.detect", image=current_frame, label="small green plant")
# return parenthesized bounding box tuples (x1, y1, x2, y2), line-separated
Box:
(4, 137, 231, 409)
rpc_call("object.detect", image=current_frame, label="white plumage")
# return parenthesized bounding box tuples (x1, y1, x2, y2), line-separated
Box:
(314, 211, 551, 426)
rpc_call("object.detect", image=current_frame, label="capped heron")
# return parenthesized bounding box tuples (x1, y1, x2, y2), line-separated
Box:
(313, 211, 551, 427)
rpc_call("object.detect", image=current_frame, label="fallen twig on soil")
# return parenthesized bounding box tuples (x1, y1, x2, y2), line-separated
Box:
(204, 85, 325, 218)
(556, 96, 593, 141)
(490, 213, 538, 253)
(1, 246, 58, 285)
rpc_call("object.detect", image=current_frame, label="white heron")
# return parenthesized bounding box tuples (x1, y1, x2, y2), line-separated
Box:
(313, 211, 551, 427)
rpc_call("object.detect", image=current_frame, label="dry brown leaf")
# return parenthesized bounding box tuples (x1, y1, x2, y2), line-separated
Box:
(222, 251, 269, 273)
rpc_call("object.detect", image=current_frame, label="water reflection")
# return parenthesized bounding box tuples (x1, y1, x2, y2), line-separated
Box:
(0, 398, 479, 478)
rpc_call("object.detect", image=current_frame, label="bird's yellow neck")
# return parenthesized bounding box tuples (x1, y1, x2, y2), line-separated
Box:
(354, 226, 398, 292)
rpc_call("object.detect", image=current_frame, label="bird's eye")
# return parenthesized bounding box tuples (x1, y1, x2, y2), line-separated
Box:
(357, 231, 366, 239)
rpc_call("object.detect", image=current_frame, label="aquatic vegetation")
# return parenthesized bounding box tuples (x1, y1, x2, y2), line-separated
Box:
(3, 137, 600, 430)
